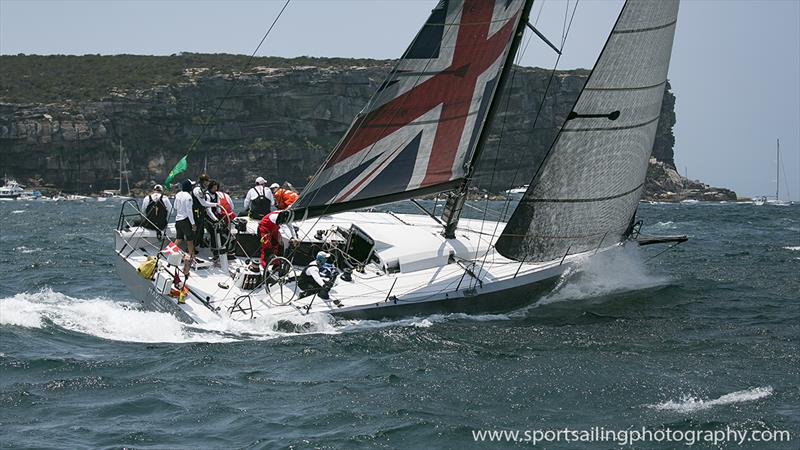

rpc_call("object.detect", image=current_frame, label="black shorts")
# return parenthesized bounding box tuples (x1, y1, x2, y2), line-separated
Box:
(175, 218, 195, 241)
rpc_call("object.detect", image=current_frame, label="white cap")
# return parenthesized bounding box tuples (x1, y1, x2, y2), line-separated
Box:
(153, 184, 164, 192)
(316, 251, 331, 259)
(255, 176, 266, 185)
(269, 183, 280, 189)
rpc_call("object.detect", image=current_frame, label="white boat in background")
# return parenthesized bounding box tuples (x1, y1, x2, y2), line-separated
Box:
(0, 177, 24, 200)
(503, 184, 529, 199)
(114, 0, 686, 324)
(99, 189, 133, 201)
(756, 139, 793, 206)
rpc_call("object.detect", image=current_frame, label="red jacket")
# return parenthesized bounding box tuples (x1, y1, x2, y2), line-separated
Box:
(274, 188, 299, 210)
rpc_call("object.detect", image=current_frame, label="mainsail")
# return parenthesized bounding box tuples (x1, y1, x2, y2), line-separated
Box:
(291, 0, 527, 218)
(496, 0, 680, 262)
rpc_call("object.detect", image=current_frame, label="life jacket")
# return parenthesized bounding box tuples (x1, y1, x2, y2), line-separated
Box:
(205, 191, 219, 220)
(191, 183, 207, 212)
(145, 194, 168, 230)
(218, 194, 236, 223)
(275, 188, 299, 210)
(249, 186, 271, 219)
(298, 261, 321, 291)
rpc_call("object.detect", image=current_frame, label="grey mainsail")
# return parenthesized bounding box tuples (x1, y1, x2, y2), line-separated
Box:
(495, 0, 680, 262)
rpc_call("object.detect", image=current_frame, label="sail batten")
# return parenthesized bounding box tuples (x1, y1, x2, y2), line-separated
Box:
(496, 0, 680, 263)
(292, 0, 527, 219)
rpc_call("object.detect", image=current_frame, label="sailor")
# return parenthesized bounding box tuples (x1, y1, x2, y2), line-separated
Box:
(191, 173, 218, 249)
(173, 179, 197, 273)
(257, 210, 284, 268)
(204, 180, 223, 262)
(270, 182, 299, 210)
(243, 176, 274, 219)
(216, 184, 237, 260)
(297, 251, 336, 300)
(141, 184, 172, 237)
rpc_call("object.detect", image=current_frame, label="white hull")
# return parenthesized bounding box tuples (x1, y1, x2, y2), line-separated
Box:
(114, 211, 615, 324)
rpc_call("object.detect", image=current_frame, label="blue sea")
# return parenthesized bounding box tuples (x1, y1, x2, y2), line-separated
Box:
(1, 200, 798, 449)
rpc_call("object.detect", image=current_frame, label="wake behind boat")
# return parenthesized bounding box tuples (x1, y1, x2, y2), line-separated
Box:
(114, 0, 685, 324)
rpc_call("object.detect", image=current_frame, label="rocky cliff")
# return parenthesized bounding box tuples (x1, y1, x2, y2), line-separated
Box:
(0, 55, 730, 200)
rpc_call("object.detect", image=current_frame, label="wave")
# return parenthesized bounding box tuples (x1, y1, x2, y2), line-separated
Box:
(647, 386, 774, 413)
(0, 289, 516, 343)
(11, 210, 25, 214)
(784, 246, 800, 251)
(0, 289, 342, 343)
(536, 246, 670, 306)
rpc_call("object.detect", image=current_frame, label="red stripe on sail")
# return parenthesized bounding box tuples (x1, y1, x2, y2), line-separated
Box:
(324, 1, 519, 188)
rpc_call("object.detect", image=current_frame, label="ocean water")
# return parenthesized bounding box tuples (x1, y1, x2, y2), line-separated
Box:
(0, 200, 798, 449)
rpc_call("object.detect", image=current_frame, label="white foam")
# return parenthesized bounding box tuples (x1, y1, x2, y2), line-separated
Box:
(11, 210, 25, 214)
(537, 246, 669, 305)
(647, 387, 774, 413)
(14, 246, 41, 254)
(0, 289, 342, 343)
(337, 311, 511, 332)
(784, 246, 800, 251)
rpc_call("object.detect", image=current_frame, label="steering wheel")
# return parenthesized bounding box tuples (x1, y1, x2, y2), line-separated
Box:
(263, 256, 298, 306)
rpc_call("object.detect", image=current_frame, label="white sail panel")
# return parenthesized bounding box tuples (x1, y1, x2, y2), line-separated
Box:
(496, 0, 680, 262)
(292, 0, 526, 218)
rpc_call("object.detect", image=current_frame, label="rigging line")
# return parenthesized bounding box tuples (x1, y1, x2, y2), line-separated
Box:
(471, 7, 533, 288)
(779, 145, 792, 200)
(183, 0, 290, 158)
(533, 0, 547, 27)
(494, 0, 579, 225)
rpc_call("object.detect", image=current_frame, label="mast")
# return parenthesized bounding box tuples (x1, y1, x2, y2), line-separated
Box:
(441, 0, 535, 238)
(776, 138, 780, 200)
(118, 138, 123, 194)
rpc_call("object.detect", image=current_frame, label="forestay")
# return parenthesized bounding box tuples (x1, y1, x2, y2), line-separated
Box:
(291, 0, 526, 219)
(496, 0, 680, 262)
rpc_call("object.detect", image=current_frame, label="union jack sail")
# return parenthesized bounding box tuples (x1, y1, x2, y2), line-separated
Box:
(292, 0, 527, 218)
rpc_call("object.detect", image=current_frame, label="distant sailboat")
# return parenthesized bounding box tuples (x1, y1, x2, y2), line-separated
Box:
(756, 138, 792, 206)
(101, 138, 133, 200)
(113, 0, 685, 324)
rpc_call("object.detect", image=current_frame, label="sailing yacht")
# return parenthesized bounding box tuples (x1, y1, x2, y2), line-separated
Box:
(114, 0, 684, 323)
(764, 139, 791, 206)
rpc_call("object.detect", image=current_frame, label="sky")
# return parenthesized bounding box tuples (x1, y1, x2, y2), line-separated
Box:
(1, 0, 798, 199)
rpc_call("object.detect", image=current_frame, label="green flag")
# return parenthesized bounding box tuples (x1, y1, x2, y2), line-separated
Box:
(164, 155, 188, 190)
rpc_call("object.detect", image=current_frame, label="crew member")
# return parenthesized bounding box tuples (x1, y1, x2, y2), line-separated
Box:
(270, 183, 299, 210)
(141, 184, 172, 237)
(297, 251, 336, 300)
(216, 184, 237, 260)
(204, 180, 223, 262)
(257, 210, 284, 268)
(174, 179, 197, 274)
(243, 176, 274, 219)
(191, 173, 218, 249)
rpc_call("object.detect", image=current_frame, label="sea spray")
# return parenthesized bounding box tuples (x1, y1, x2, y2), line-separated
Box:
(538, 245, 669, 305)
(647, 387, 774, 413)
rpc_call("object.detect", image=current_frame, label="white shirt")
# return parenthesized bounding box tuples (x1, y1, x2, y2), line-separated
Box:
(204, 191, 220, 222)
(243, 185, 275, 211)
(141, 192, 172, 216)
(174, 191, 195, 225)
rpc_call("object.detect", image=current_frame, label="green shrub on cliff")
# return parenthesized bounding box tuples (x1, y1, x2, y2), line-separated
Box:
(0, 53, 389, 104)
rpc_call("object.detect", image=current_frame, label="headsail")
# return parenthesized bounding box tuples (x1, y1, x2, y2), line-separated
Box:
(496, 0, 680, 262)
(292, 0, 527, 218)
